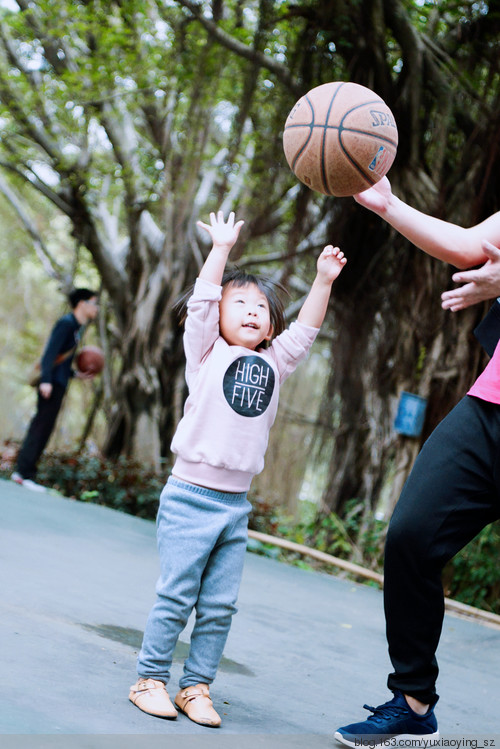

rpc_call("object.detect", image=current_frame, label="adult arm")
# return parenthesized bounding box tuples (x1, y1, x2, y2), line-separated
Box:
(354, 177, 500, 269)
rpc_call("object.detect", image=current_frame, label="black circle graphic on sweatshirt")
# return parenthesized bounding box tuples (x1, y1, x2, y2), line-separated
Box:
(223, 355, 275, 417)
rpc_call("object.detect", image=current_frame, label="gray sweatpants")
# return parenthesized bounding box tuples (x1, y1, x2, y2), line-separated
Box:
(137, 476, 251, 688)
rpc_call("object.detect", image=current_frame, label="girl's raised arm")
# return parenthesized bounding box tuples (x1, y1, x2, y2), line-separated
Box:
(197, 211, 245, 285)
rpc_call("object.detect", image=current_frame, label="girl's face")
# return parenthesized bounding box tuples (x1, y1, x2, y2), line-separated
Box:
(219, 282, 273, 349)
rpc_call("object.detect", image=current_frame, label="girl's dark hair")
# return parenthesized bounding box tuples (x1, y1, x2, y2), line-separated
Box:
(175, 269, 287, 347)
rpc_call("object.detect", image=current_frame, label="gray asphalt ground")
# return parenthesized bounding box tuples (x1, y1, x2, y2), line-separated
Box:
(1, 477, 500, 749)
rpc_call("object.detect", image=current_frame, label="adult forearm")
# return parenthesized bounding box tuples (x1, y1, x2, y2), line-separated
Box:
(380, 195, 487, 269)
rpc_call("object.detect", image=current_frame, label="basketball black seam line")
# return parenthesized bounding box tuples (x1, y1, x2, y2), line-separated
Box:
(291, 95, 314, 171)
(288, 82, 345, 182)
(337, 101, 396, 185)
(284, 96, 397, 140)
(337, 100, 397, 145)
(320, 84, 343, 195)
(285, 122, 397, 149)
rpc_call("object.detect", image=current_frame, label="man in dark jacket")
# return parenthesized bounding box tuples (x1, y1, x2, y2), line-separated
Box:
(12, 287, 99, 491)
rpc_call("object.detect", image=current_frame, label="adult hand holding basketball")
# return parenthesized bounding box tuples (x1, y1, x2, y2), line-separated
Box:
(353, 176, 393, 213)
(283, 81, 398, 197)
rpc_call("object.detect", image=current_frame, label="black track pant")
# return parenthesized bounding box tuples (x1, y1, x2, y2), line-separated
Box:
(16, 383, 66, 480)
(384, 395, 500, 705)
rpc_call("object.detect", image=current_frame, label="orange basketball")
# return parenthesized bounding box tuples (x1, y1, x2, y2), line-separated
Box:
(283, 81, 398, 197)
(76, 345, 104, 375)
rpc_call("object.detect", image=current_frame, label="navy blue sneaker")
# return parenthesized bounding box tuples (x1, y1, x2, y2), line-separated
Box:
(335, 690, 439, 748)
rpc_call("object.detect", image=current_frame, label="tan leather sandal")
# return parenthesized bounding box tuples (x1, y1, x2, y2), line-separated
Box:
(174, 683, 221, 727)
(129, 678, 178, 719)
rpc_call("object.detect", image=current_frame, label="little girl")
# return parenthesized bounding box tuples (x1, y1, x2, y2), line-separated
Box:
(129, 210, 346, 727)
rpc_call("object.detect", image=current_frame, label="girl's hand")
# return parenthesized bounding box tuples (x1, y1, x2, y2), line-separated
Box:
(317, 245, 347, 283)
(197, 210, 244, 250)
(297, 245, 347, 327)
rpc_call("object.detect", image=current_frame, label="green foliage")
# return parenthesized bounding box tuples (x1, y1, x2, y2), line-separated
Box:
(246, 535, 282, 561)
(443, 521, 500, 614)
(249, 495, 385, 578)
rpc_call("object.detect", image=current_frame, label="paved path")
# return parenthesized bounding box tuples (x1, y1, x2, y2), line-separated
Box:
(1, 478, 499, 748)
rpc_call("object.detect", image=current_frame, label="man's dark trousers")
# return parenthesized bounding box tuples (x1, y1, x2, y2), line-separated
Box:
(16, 384, 66, 480)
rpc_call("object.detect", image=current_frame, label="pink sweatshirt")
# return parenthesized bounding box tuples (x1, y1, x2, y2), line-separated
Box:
(468, 340, 500, 404)
(171, 278, 319, 492)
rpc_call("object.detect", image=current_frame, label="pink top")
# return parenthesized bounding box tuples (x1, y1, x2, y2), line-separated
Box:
(171, 278, 319, 492)
(468, 340, 500, 404)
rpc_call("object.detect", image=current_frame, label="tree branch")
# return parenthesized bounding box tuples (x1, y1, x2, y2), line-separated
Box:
(14, 0, 80, 75)
(0, 172, 68, 282)
(174, 0, 303, 96)
(98, 100, 149, 207)
(0, 155, 73, 215)
(237, 242, 321, 269)
(0, 69, 61, 162)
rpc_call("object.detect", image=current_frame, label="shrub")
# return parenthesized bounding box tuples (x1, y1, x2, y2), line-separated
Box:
(0, 447, 165, 519)
(443, 521, 500, 614)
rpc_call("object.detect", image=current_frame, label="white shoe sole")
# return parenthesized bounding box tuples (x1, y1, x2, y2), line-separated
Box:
(21, 480, 48, 493)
